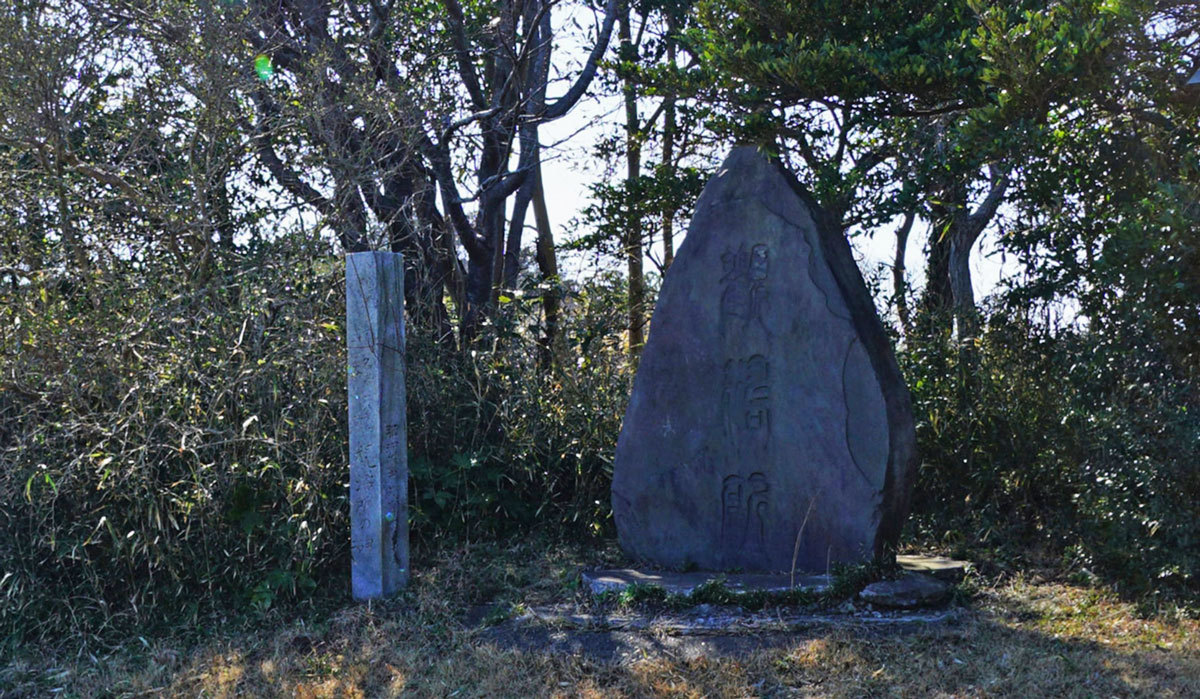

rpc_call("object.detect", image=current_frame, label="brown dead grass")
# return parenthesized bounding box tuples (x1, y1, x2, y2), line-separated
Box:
(3, 541, 1198, 698)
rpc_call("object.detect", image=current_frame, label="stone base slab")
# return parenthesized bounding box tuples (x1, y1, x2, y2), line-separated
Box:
(582, 555, 968, 598)
(581, 568, 831, 596)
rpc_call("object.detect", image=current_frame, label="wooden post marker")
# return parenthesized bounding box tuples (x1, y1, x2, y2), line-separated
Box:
(346, 252, 408, 599)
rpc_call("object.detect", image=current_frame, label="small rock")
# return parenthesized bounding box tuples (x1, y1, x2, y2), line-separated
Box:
(858, 573, 950, 609)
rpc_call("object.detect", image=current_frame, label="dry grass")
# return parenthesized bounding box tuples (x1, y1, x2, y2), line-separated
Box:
(3, 540, 1198, 698)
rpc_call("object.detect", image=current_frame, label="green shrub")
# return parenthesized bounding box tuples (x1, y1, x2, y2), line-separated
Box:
(404, 274, 630, 536)
(903, 308, 1200, 595)
(0, 244, 632, 647)
(1, 246, 351, 647)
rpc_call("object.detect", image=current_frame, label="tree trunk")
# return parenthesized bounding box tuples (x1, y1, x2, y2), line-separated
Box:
(619, 2, 645, 357)
(53, 147, 87, 277)
(385, 171, 454, 345)
(920, 220, 954, 336)
(660, 28, 677, 271)
(948, 230, 978, 340)
(461, 114, 516, 337)
(893, 211, 915, 335)
(501, 0, 553, 293)
(504, 179, 533, 291)
(531, 162, 561, 367)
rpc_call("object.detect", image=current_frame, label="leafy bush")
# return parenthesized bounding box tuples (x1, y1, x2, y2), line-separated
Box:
(0, 243, 632, 647)
(1, 244, 350, 646)
(5, 223, 1195, 652)
(903, 308, 1200, 595)
(404, 274, 630, 536)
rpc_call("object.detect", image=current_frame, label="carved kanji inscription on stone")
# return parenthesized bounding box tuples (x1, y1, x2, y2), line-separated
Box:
(720, 472, 770, 557)
(721, 354, 770, 437)
(719, 243, 770, 333)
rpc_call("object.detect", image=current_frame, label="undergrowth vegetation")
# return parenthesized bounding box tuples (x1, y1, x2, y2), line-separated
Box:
(0, 240, 630, 650)
(3, 539, 1198, 697)
(904, 308, 1200, 599)
(2, 239, 1197, 653)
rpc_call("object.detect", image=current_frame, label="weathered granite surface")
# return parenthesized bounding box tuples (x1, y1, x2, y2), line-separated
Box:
(347, 252, 408, 599)
(611, 146, 917, 572)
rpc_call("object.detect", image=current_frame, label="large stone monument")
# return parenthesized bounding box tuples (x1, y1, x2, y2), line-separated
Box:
(612, 146, 917, 573)
(346, 252, 409, 599)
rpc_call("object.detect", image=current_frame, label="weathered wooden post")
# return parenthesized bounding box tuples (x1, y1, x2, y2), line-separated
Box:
(346, 252, 408, 599)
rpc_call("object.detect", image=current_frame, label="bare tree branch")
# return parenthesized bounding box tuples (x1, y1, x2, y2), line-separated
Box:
(239, 106, 334, 217)
(420, 134, 486, 258)
(966, 163, 1010, 234)
(543, 0, 619, 120)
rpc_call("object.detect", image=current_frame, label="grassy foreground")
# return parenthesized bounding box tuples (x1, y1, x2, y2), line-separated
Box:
(3, 539, 1198, 698)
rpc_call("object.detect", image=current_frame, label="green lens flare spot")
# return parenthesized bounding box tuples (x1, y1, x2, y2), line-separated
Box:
(254, 54, 274, 81)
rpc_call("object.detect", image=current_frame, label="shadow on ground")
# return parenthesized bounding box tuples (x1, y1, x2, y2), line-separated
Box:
(4, 541, 1197, 697)
(14, 584, 1186, 697)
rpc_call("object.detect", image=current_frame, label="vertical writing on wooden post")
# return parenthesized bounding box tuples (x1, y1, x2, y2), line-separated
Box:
(347, 252, 408, 599)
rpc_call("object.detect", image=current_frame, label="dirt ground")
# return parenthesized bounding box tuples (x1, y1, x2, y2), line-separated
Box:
(4, 540, 1198, 697)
